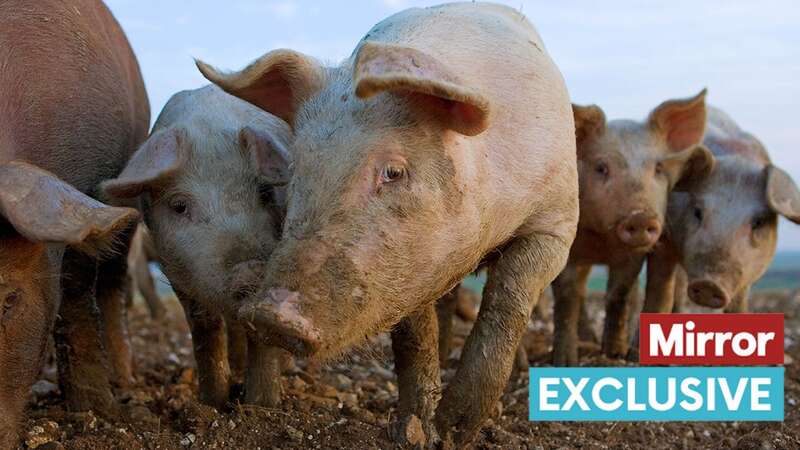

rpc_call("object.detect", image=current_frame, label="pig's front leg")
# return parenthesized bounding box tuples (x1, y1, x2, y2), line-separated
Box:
(130, 249, 165, 320)
(435, 288, 458, 367)
(55, 249, 117, 416)
(578, 299, 598, 343)
(226, 319, 248, 383)
(244, 342, 285, 407)
(672, 268, 688, 313)
(627, 248, 678, 361)
(551, 263, 591, 366)
(435, 233, 569, 448)
(390, 303, 441, 447)
(96, 224, 136, 387)
(177, 292, 231, 409)
(642, 249, 678, 314)
(602, 256, 645, 358)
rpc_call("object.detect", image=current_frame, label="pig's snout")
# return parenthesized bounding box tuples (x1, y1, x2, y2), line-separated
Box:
(616, 213, 661, 248)
(229, 260, 267, 298)
(237, 288, 321, 356)
(688, 279, 730, 309)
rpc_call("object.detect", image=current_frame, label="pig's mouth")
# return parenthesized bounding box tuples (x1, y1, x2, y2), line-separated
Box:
(236, 288, 322, 357)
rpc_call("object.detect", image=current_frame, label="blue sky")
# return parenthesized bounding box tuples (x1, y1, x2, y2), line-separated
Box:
(106, 0, 800, 250)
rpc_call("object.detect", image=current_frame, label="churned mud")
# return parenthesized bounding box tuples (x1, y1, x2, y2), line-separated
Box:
(21, 290, 800, 449)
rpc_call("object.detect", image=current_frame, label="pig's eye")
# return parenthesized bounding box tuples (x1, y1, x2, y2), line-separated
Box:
(693, 207, 703, 223)
(258, 183, 275, 206)
(594, 162, 609, 177)
(380, 164, 406, 183)
(655, 162, 665, 176)
(751, 214, 770, 230)
(168, 197, 189, 216)
(2, 290, 19, 316)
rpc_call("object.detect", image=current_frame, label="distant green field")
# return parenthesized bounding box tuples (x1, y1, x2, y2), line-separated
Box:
(461, 251, 800, 293)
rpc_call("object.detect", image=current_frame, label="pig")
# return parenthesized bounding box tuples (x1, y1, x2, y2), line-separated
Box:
(102, 85, 292, 409)
(551, 91, 715, 366)
(638, 106, 800, 325)
(198, 3, 578, 447)
(127, 224, 165, 320)
(0, 1, 148, 445)
(436, 284, 480, 366)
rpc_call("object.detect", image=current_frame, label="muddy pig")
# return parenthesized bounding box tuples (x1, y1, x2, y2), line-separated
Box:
(103, 85, 292, 408)
(551, 90, 715, 366)
(0, 0, 148, 445)
(198, 3, 578, 447)
(638, 106, 800, 325)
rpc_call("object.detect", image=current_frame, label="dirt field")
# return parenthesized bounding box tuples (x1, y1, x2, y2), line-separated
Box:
(20, 289, 800, 449)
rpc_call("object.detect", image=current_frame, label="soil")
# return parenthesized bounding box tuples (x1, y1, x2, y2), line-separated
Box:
(20, 289, 800, 449)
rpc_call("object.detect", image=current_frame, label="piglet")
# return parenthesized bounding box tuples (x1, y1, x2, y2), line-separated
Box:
(103, 85, 292, 408)
(552, 91, 715, 366)
(638, 107, 800, 329)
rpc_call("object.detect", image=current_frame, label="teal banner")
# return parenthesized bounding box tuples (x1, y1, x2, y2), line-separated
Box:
(529, 367, 784, 421)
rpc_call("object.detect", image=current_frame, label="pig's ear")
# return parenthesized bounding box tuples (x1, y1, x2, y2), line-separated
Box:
(766, 165, 800, 224)
(648, 88, 707, 152)
(572, 104, 606, 148)
(353, 41, 491, 136)
(239, 126, 291, 185)
(0, 161, 139, 255)
(663, 144, 715, 192)
(196, 50, 325, 128)
(102, 128, 187, 199)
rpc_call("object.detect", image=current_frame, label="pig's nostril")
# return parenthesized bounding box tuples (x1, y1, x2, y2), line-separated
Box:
(617, 214, 660, 248)
(687, 280, 729, 308)
(237, 288, 320, 356)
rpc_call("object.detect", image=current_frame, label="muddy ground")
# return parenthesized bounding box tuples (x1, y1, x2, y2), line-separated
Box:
(20, 289, 800, 449)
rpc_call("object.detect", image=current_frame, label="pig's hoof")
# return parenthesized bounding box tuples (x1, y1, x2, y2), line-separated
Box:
(602, 340, 628, 359)
(551, 347, 578, 366)
(389, 414, 429, 449)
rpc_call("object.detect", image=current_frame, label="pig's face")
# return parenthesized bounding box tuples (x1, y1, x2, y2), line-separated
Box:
(103, 124, 290, 313)
(671, 156, 800, 308)
(198, 44, 494, 358)
(0, 232, 56, 447)
(0, 162, 137, 448)
(263, 87, 468, 356)
(573, 91, 713, 252)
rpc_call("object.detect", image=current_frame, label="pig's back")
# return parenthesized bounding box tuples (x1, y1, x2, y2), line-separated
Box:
(356, 2, 578, 239)
(704, 106, 770, 166)
(0, 0, 149, 194)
